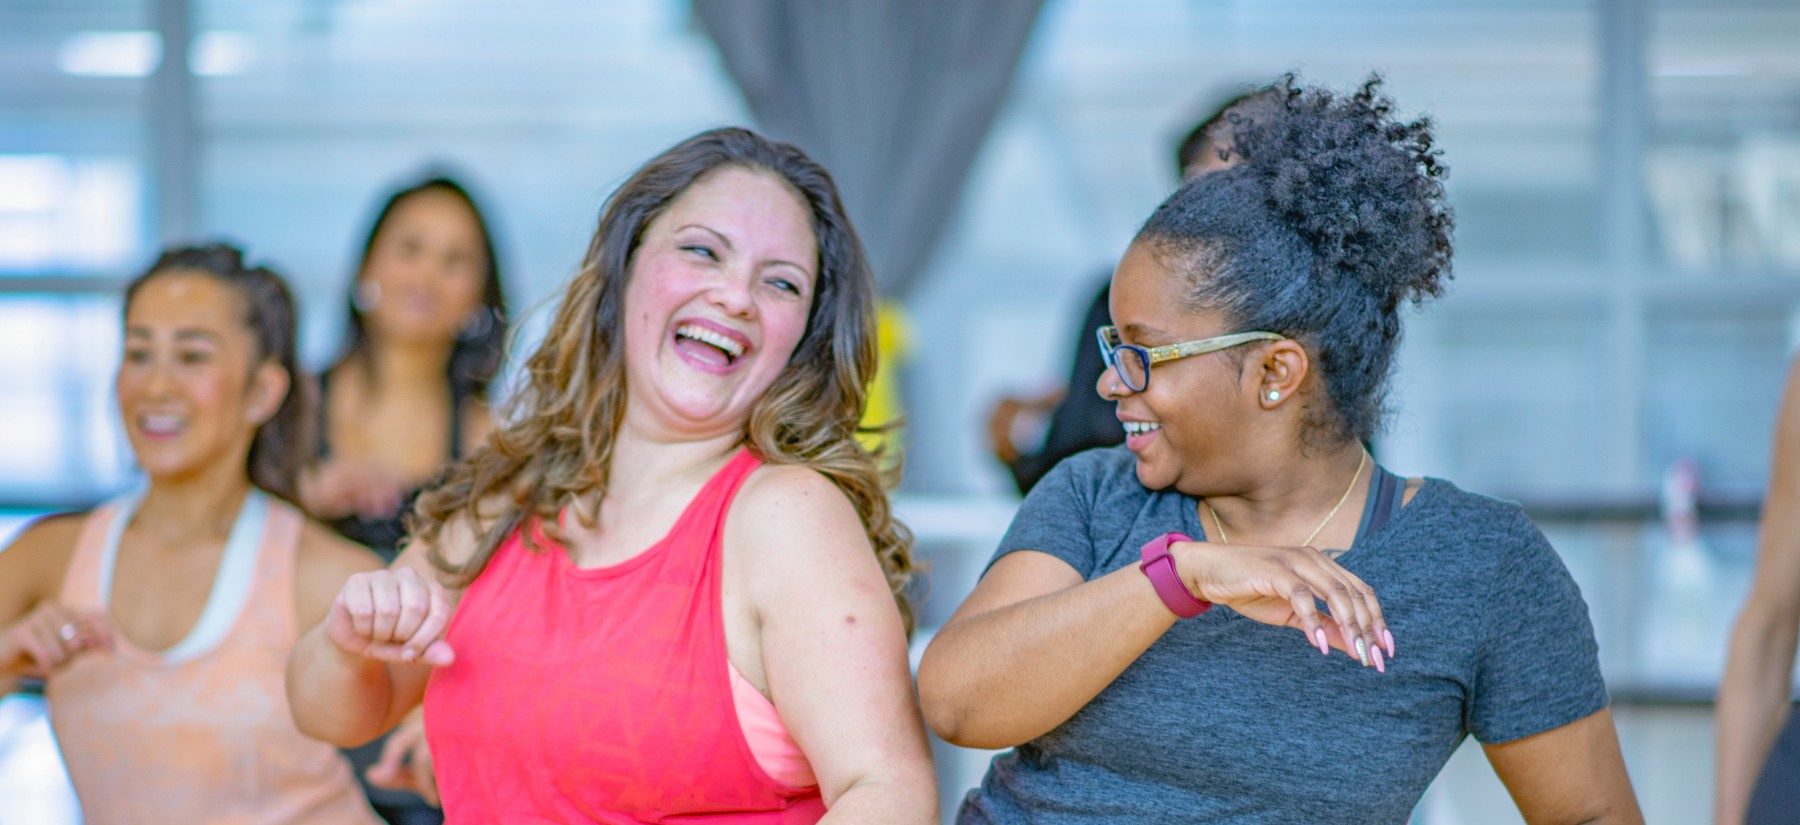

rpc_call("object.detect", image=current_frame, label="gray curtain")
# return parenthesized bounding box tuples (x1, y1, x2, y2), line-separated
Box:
(694, 0, 1044, 297)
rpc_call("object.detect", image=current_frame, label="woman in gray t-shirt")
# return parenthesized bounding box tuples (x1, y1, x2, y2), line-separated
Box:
(917, 75, 1643, 824)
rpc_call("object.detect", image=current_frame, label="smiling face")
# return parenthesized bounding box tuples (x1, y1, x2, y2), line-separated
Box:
(117, 271, 286, 484)
(618, 165, 819, 439)
(1101, 241, 1270, 494)
(357, 187, 489, 347)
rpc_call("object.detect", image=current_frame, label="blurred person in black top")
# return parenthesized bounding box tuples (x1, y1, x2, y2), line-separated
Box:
(985, 84, 1281, 494)
(301, 174, 509, 825)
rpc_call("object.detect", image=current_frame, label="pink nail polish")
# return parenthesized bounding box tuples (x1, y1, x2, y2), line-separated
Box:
(1372, 645, 1386, 673)
(1383, 629, 1396, 658)
(1314, 628, 1329, 656)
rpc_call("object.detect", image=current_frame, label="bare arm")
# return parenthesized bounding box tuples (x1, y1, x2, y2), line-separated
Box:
(1716, 357, 1800, 824)
(917, 551, 1173, 749)
(0, 515, 111, 690)
(285, 516, 476, 747)
(918, 541, 1388, 750)
(1485, 709, 1642, 824)
(731, 467, 936, 822)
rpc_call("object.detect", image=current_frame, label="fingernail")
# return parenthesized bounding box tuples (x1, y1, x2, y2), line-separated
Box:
(401, 648, 417, 661)
(1372, 645, 1386, 673)
(1354, 637, 1369, 667)
(1314, 628, 1329, 656)
(1383, 629, 1396, 658)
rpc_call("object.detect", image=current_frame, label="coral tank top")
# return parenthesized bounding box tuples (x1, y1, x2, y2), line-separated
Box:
(423, 448, 825, 823)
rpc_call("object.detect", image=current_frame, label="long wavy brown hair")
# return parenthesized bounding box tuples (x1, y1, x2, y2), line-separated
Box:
(410, 127, 917, 631)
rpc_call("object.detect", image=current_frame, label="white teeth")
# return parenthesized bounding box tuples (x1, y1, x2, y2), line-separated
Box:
(140, 413, 185, 434)
(1122, 421, 1161, 436)
(675, 324, 745, 358)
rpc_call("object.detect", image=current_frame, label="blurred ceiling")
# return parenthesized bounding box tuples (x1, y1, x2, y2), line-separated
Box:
(0, 0, 1795, 190)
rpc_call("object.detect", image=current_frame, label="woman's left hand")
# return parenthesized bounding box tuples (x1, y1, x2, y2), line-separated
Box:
(1175, 539, 1392, 669)
(366, 708, 439, 807)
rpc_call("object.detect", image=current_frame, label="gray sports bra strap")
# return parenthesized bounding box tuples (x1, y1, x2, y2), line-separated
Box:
(1365, 465, 1403, 536)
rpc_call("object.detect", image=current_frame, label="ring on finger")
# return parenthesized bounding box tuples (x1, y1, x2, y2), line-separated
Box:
(58, 623, 78, 643)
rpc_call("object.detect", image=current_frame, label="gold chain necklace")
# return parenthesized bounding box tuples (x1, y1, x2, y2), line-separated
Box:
(1203, 451, 1367, 548)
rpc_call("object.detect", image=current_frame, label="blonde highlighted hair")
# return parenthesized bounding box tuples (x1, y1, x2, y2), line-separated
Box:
(410, 127, 916, 631)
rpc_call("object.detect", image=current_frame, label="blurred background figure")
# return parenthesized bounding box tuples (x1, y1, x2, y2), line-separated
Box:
(0, 244, 384, 824)
(982, 83, 1279, 495)
(304, 175, 508, 552)
(302, 174, 509, 825)
(3, 2, 1800, 823)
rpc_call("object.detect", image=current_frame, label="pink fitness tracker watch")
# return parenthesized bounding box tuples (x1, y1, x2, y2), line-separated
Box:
(1139, 532, 1211, 619)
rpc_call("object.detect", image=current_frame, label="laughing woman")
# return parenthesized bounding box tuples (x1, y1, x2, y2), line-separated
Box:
(918, 77, 1644, 824)
(0, 244, 383, 824)
(286, 128, 936, 822)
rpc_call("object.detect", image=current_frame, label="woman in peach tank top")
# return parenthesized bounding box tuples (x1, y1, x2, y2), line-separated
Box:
(0, 244, 384, 824)
(287, 128, 937, 822)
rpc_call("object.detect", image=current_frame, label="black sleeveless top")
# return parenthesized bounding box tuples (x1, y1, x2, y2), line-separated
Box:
(314, 369, 467, 560)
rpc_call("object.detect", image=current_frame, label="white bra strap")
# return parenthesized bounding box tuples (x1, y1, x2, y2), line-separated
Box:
(96, 488, 269, 664)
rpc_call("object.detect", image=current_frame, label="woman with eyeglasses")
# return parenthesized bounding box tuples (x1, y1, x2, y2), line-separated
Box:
(918, 76, 1643, 823)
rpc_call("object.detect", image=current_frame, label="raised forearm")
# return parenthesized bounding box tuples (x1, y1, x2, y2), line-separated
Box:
(918, 564, 1174, 749)
(285, 623, 399, 747)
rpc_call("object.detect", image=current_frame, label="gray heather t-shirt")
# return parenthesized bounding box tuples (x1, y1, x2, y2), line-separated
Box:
(957, 446, 1608, 824)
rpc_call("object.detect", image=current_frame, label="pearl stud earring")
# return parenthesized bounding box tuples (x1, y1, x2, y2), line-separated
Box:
(1267, 390, 1280, 401)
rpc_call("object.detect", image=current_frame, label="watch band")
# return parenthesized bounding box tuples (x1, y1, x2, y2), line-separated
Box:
(1139, 531, 1211, 619)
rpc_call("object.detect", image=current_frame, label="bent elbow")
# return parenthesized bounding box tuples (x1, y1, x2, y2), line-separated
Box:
(918, 681, 1025, 750)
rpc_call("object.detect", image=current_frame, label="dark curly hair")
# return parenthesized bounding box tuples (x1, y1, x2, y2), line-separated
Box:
(1140, 74, 1454, 446)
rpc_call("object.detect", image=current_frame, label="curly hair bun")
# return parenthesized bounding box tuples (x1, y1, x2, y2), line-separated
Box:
(1233, 74, 1454, 307)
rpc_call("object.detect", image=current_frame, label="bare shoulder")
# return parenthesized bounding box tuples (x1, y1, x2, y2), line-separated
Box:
(294, 519, 384, 579)
(4, 511, 88, 557)
(290, 519, 382, 629)
(0, 511, 90, 599)
(733, 463, 863, 540)
(729, 463, 880, 584)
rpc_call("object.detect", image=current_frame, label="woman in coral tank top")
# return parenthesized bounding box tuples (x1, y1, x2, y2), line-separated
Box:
(287, 128, 937, 823)
(0, 244, 386, 824)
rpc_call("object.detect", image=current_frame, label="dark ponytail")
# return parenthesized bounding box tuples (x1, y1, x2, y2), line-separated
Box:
(123, 242, 311, 507)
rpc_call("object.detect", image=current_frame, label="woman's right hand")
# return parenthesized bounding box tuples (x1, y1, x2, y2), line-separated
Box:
(1173, 540, 1395, 670)
(326, 566, 455, 667)
(1, 601, 113, 678)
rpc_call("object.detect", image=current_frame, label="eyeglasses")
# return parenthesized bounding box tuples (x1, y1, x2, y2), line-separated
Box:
(1095, 325, 1285, 393)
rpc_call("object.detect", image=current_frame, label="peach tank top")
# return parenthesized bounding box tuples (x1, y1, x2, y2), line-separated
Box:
(45, 490, 380, 825)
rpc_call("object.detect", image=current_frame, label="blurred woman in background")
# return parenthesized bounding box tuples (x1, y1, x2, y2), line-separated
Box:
(1716, 360, 1800, 825)
(0, 243, 383, 824)
(306, 174, 509, 551)
(287, 128, 936, 822)
(302, 175, 509, 822)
